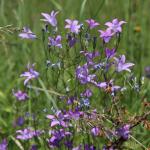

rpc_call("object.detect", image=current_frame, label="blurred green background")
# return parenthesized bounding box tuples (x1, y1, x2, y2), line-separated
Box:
(0, 0, 150, 149)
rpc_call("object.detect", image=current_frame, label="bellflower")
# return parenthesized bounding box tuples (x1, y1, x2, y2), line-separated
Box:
(114, 55, 134, 72)
(46, 110, 69, 127)
(105, 18, 126, 34)
(41, 10, 58, 26)
(81, 89, 93, 98)
(0, 139, 7, 150)
(86, 19, 99, 29)
(13, 90, 28, 101)
(105, 48, 116, 58)
(96, 80, 120, 93)
(65, 19, 81, 34)
(20, 64, 39, 85)
(67, 34, 77, 47)
(115, 124, 130, 140)
(98, 29, 113, 43)
(18, 27, 36, 39)
(80, 51, 100, 65)
(76, 64, 96, 84)
(16, 128, 42, 140)
(48, 35, 62, 48)
(91, 127, 100, 136)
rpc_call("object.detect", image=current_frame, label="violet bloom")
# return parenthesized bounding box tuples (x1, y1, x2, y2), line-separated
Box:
(96, 80, 120, 93)
(98, 29, 113, 43)
(80, 51, 100, 66)
(81, 89, 93, 98)
(91, 127, 100, 136)
(72, 145, 82, 150)
(67, 34, 77, 47)
(16, 128, 42, 140)
(76, 64, 96, 84)
(114, 55, 134, 72)
(48, 35, 62, 48)
(105, 48, 116, 58)
(19, 27, 36, 39)
(0, 139, 7, 150)
(65, 19, 81, 34)
(46, 110, 69, 127)
(41, 10, 58, 27)
(116, 124, 130, 140)
(13, 90, 28, 101)
(105, 18, 126, 34)
(20, 64, 39, 85)
(68, 108, 84, 120)
(49, 129, 72, 148)
(145, 66, 150, 78)
(86, 19, 99, 29)
(84, 144, 96, 150)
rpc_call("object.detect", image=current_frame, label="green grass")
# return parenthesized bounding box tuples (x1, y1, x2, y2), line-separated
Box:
(0, 0, 150, 149)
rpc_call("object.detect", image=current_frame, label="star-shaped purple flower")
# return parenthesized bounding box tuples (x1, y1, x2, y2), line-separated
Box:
(41, 10, 58, 26)
(48, 35, 62, 48)
(65, 19, 81, 34)
(98, 29, 113, 43)
(105, 18, 126, 34)
(16, 128, 42, 140)
(105, 48, 116, 58)
(86, 19, 99, 29)
(18, 27, 36, 39)
(0, 139, 7, 150)
(13, 90, 28, 101)
(20, 64, 39, 85)
(114, 55, 134, 72)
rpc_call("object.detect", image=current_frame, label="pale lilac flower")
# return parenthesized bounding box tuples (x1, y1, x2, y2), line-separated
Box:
(96, 80, 120, 92)
(114, 55, 134, 72)
(41, 11, 58, 26)
(105, 48, 116, 58)
(116, 124, 130, 140)
(72, 145, 82, 150)
(19, 27, 36, 39)
(105, 18, 126, 34)
(98, 29, 113, 43)
(16, 128, 42, 140)
(86, 19, 99, 29)
(13, 90, 28, 101)
(20, 64, 39, 85)
(80, 51, 100, 65)
(76, 64, 96, 84)
(65, 19, 81, 34)
(91, 127, 100, 136)
(46, 110, 69, 127)
(48, 35, 62, 48)
(81, 89, 93, 98)
(0, 139, 7, 150)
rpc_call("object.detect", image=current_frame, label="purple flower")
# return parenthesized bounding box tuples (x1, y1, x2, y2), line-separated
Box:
(86, 19, 99, 29)
(65, 19, 81, 34)
(67, 34, 77, 47)
(41, 10, 58, 26)
(96, 80, 120, 93)
(46, 110, 69, 127)
(68, 109, 84, 120)
(98, 29, 113, 43)
(13, 90, 28, 101)
(0, 139, 7, 150)
(19, 27, 36, 39)
(81, 89, 93, 98)
(105, 48, 116, 58)
(16, 128, 42, 140)
(84, 144, 96, 150)
(48, 35, 62, 48)
(72, 145, 82, 150)
(48, 129, 72, 148)
(91, 127, 100, 136)
(114, 55, 134, 72)
(105, 18, 126, 34)
(145, 66, 150, 78)
(76, 64, 96, 84)
(20, 64, 39, 85)
(30, 145, 38, 150)
(15, 116, 24, 126)
(81, 51, 100, 65)
(116, 124, 130, 140)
